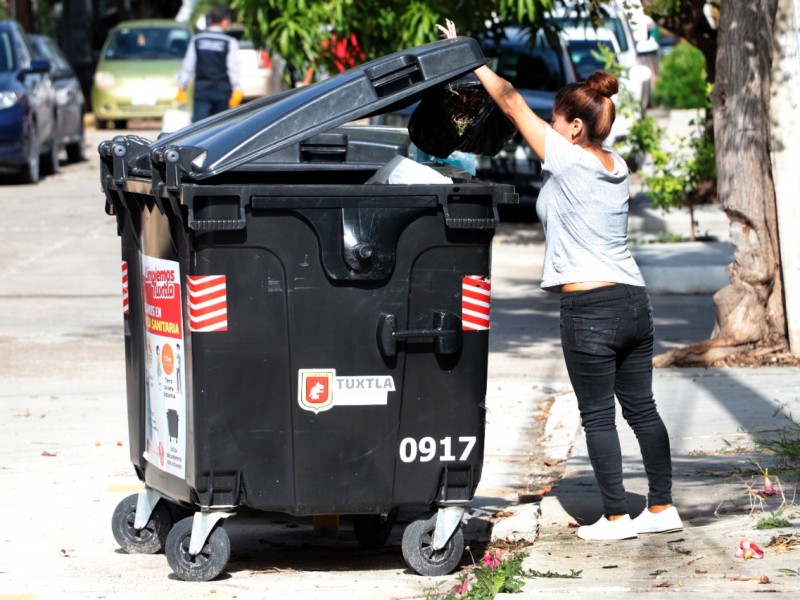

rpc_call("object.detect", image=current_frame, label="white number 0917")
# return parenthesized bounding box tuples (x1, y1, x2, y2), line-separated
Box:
(398, 436, 477, 463)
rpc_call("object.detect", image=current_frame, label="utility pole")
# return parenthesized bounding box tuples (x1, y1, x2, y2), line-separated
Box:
(11, 0, 35, 31)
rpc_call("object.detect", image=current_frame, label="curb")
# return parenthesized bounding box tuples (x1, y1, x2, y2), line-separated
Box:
(631, 241, 732, 295)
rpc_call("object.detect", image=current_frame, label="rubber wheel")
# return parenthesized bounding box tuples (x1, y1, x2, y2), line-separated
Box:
(41, 135, 60, 176)
(66, 125, 85, 163)
(114, 119, 127, 130)
(353, 509, 398, 549)
(401, 515, 464, 576)
(111, 493, 172, 554)
(19, 124, 40, 184)
(165, 516, 231, 582)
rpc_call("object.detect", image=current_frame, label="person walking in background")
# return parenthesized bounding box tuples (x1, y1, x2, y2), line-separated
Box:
(438, 19, 683, 541)
(178, 6, 243, 123)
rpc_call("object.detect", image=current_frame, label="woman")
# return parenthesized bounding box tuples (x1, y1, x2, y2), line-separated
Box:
(438, 20, 682, 541)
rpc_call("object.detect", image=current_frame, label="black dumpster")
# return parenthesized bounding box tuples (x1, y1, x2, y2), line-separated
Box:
(102, 38, 517, 582)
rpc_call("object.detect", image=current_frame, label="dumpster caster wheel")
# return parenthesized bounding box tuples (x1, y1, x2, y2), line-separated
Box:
(401, 515, 464, 576)
(353, 508, 398, 549)
(165, 516, 230, 582)
(111, 493, 171, 554)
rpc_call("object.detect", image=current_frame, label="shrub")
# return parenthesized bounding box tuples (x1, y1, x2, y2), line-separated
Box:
(653, 42, 708, 109)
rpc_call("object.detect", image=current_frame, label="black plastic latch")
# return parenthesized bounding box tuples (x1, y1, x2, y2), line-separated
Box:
(377, 310, 462, 357)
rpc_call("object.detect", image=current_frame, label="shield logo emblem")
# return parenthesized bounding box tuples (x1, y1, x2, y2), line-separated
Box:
(298, 369, 335, 412)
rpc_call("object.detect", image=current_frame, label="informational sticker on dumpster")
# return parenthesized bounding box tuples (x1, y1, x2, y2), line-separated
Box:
(141, 254, 186, 478)
(298, 369, 395, 413)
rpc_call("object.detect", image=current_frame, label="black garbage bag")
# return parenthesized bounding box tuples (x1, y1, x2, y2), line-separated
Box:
(408, 74, 517, 159)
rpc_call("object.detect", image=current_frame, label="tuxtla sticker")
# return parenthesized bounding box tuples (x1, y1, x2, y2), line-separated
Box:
(298, 369, 395, 412)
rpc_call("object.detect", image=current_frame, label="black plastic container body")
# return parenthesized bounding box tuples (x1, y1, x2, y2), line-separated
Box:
(101, 39, 517, 516)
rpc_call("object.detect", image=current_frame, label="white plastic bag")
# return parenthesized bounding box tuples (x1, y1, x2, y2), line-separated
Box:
(366, 155, 453, 185)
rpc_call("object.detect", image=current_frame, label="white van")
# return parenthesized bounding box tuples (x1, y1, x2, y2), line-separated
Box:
(549, 0, 658, 108)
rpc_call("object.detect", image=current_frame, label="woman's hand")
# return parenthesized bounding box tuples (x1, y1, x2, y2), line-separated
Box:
(436, 19, 457, 40)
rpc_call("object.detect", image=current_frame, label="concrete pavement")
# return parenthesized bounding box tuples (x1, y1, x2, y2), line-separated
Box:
(501, 367, 800, 597)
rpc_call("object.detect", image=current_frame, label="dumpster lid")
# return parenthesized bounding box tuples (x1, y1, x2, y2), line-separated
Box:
(149, 38, 486, 180)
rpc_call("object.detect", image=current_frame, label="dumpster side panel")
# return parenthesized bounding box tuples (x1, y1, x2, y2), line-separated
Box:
(118, 202, 147, 475)
(137, 203, 195, 504)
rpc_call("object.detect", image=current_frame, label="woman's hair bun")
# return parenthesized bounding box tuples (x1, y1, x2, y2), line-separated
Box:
(586, 71, 619, 98)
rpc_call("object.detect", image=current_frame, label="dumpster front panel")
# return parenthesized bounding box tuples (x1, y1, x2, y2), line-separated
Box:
(188, 241, 296, 510)
(187, 209, 412, 514)
(390, 220, 491, 506)
(175, 188, 495, 515)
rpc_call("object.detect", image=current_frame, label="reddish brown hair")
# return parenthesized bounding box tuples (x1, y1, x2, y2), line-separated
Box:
(553, 71, 618, 148)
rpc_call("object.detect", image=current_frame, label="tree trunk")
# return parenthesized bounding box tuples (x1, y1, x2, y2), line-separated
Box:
(711, 0, 786, 344)
(770, 0, 800, 355)
(641, 0, 717, 82)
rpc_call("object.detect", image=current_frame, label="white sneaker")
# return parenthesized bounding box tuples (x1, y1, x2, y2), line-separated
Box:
(632, 506, 684, 534)
(577, 514, 637, 540)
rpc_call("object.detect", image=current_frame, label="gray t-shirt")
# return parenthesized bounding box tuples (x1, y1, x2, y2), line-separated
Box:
(535, 126, 645, 292)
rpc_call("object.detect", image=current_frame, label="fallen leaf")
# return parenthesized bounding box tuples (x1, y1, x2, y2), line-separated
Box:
(768, 533, 800, 551)
(730, 575, 771, 583)
(652, 581, 671, 588)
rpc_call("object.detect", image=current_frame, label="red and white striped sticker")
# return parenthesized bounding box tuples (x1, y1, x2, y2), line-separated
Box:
(122, 261, 129, 315)
(462, 275, 491, 330)
(187, 275, 228, 332)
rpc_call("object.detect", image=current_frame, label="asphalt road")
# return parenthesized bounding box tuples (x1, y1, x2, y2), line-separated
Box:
(0, 124, 716, 598)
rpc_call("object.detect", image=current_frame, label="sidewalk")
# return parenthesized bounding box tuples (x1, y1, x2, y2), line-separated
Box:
(483, 226, 800, 596)
(504, 367, 800, 597)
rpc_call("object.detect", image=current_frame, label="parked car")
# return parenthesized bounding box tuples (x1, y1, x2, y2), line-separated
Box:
(474, 26, 577, 207)
(27, 34, 86, 162)
(0, 19, 59, 183)
(228, 27, 287, 102)
(91, 19, 193, 129)
(560, 26, 634, 147)
(549, 1, 658, 109)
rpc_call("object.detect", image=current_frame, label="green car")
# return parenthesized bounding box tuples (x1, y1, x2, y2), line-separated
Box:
(91, 19, 193, 129)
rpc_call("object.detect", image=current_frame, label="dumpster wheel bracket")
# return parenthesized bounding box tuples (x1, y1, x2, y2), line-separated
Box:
(187, 510, 235, 556)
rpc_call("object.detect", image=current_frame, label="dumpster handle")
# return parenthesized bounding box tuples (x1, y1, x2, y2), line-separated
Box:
(187, 204, 247, 231)
(441, 204, 499, 230)
(377, 311, 462, 357)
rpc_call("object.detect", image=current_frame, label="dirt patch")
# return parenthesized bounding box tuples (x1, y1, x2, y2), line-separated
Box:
(654, 338, 800, 369)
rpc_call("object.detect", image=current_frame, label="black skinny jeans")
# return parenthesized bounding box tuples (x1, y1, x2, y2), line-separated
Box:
(559, 284, 673, 517)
